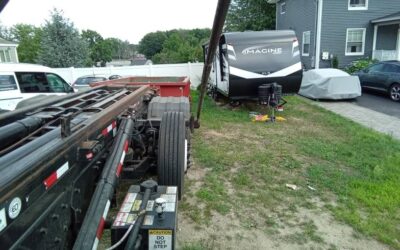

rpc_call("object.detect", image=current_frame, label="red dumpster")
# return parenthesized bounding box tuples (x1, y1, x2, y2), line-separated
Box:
(90, 76, 191, 97)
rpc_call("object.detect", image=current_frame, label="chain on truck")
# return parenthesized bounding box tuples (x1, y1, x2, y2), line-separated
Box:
(0, 0, 231, 249)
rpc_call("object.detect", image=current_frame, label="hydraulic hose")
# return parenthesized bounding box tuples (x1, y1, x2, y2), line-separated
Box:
(73, 118, 134, 250)
(0, 117, 44, 151)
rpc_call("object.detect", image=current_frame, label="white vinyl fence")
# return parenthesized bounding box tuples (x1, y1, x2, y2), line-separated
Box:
(54, 62, 204, 88)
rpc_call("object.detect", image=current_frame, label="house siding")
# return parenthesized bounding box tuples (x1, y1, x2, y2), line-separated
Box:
(276, 0, 317, 69)
(321, 0, 400, 68)
(275, 0, 400, 69)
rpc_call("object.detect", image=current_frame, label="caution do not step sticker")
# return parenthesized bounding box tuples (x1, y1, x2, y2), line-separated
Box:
(149, 230, 172, 250)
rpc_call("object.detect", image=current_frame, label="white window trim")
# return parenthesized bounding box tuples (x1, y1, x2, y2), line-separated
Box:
(280, 2, 286, 14)
(348, 0, 368, 10)
(345, 28, 366, 56)
(302, 31, 311, 56)
(0, 50, 12, 62)
(5, 50, 11, 62)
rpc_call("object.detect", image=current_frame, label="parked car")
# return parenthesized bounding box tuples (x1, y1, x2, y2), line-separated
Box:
(0, 63, 74, 112)
(72, 75, 108, 91)
(354, 61, 400, 102)
(108, 75, 122, 80)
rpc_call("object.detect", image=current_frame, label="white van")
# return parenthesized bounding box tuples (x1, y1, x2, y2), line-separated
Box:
(0, 63, 74, 111)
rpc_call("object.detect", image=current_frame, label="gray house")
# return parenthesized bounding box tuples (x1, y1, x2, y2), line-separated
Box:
(268, 0, 400, 69)
(0, 37, 18, 63)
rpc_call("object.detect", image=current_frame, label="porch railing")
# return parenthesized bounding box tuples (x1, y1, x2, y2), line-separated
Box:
(373, 50, 398, 61)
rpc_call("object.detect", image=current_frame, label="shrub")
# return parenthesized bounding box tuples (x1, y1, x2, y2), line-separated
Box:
(344, 58, 378, 74)
(332, 56, 339, 69)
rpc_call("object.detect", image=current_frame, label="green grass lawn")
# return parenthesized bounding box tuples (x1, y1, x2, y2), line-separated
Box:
(183, 92, 400, 249)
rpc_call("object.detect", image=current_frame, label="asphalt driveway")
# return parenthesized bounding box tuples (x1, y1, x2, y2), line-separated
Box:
(307, 91, 400, 140)
(355, 91, 400, 119)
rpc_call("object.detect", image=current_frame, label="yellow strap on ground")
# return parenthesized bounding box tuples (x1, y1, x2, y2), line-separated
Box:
(276, 116, 286, 122)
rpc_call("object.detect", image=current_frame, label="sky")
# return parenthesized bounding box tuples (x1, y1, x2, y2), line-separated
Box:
(0, 0, 219, 44)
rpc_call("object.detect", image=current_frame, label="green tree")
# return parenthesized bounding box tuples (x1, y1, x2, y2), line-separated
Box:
(152, 29, 210, 64)
(0, 22, 12, 40)
(81, 31, 136, 66)
(225, 0, 276, 32)
(118, 40, 136, 59)
(82, 29, 103, 48)
(138, 31, 168, 59)
(8, 24, 42, 63)
(102, 38, 133, 60)
(93, 39, 113, 67)
(82, 29, 111, 66)
(37, 9, 89, 67)
(128, 44, 138, 57)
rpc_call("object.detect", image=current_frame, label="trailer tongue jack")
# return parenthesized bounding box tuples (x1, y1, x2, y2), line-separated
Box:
(258, 83, 287, 123)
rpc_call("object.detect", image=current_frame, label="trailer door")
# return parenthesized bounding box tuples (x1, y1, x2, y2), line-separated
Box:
(219, 52, 229, 93)
(213, 48, 225, 95)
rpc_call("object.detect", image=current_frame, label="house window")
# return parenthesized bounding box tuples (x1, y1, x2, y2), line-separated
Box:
(346, 28, 366, 56)
(0, 50, 11, 62)
(302, 31, 311, 56)
(280, 2, 286, 14)
(348, 0, 368, 10)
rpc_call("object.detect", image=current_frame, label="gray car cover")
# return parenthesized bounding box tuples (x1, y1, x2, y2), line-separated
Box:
(299, 69, 361, 99)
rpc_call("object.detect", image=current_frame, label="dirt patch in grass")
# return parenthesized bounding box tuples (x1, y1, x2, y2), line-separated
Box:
(178, 93, 400, 249)
(203, 130, 230, 139)
(178, 162, 389, 250)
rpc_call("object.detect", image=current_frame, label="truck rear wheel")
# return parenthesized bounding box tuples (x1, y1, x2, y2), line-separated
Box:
(158, 112, 186, 199)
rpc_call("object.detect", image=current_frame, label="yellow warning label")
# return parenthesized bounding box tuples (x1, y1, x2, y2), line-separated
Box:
(131, 200, 142, 211)
(149, 230, 172, 235)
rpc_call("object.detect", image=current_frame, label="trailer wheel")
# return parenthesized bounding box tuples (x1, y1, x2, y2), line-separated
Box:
(158, 112, 186, 199)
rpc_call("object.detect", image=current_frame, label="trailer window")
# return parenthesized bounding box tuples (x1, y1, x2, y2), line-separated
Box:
(302, 31, 310, 56)
(0, 75, 17, 91)
(220, 52, 228, 81)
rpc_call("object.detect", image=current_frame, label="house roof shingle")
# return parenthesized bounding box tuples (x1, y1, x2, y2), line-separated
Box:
(371, 11, 400, 24)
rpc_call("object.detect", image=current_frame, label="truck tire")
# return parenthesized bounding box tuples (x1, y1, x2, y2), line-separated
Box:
(158, 111, 186, 199)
